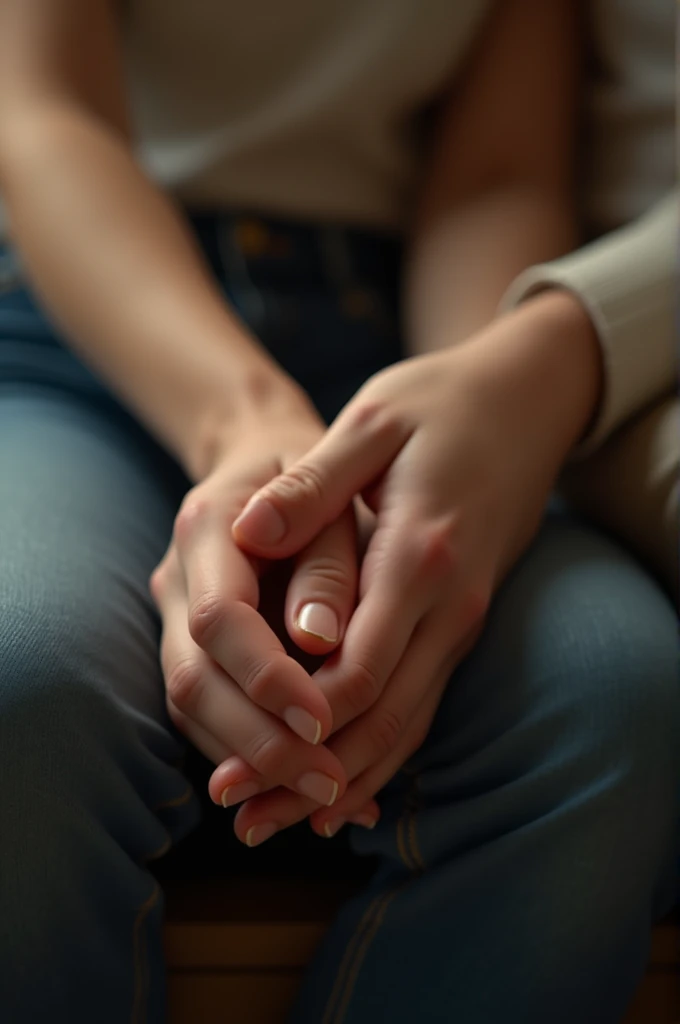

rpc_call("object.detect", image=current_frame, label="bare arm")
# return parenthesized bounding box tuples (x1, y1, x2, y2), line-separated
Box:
(405, 0, 601, 451)
(0, 0, 293, 482)
(407, 0, 581, 347)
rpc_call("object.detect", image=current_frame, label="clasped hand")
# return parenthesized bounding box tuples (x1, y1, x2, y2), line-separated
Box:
(151, 330, 563, 846)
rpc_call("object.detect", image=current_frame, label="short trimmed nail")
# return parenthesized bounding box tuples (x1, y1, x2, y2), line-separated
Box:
(323, 819, 346, 839)
(245, 822, 278, 847)
(233, 497, 286, 545)
(284, 706, 322, 745)
(350, 813, 378, 830)
(297, 771, 339, 806)
(296, 603, 340, 643)
(220, 780, 261, 808)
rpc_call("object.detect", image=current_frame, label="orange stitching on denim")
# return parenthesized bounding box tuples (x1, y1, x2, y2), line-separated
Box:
(152, 786, 194, 812)
(406, 775, 425, 873)
(395, 813, 414, 871)
(323, 772, 427, 1022)
(407, 807, 425, 872)
(331, 890, 398, 1024)
(131, 884, 160, 1024)
(145, 837, 172, 862)
(321, 895, 384, 1024)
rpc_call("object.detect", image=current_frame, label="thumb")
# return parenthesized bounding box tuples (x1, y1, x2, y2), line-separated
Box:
(286, 507, 358, 656)
(232, 407, 407, 559)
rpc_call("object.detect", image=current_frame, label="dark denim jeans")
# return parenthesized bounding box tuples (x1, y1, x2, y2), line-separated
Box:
(0, 213, 677, 1023)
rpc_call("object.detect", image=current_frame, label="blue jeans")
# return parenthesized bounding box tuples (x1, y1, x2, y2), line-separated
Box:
(0, 214, 677, 1024)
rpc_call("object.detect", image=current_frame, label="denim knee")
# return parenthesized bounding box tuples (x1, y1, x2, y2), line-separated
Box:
(0, 595, 183, 915)
(404, 526, 680, 910)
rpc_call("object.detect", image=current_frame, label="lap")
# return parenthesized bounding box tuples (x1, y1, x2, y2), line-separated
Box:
(423, 511, 678, 763)
(361, 512, 679, 908)
(0, 383, 192, 813)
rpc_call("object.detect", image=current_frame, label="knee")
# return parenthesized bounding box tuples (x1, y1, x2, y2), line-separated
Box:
(495, 523, 680, 792)
(423, 529, 679, 879)
(550, 563, 679, 798)
(504, 536, 680, 904)
(0, 597, 134, 815)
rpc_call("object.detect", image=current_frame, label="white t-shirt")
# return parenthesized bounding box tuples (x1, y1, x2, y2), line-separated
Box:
(121, 0, 674, 235)
(0, 0, 676, 456)
(123, 0, 492, 228)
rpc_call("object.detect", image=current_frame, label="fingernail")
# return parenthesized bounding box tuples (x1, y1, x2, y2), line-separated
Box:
(245, 822, 278, 847)
(220, 780, 261, 808)
(297, 771, 339, 806)
(323, 818, 346, 839)
(284, 706, 322, 745)
(296, 603, 339, 643)
(350, 813, 378, 830)
(233, 497, 286, 545)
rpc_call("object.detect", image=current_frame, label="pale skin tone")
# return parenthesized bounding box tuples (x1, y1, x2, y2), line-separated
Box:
(0, 0, 601, 845)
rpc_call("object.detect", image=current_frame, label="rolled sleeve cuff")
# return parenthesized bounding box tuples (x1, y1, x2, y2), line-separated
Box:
(499, 192, 677, 456)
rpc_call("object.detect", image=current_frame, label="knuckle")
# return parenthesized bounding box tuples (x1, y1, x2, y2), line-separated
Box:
(187, 594, 228, 648)
(411, 519, 460, 581)
(165, 656, 204, 712)
(345, 396, 401, 443)
(302, 555, 354, 592)
(149, 563, 166, 602)
(239, 655, 281, 704)
(244, 729, 287, 778)
(272, 462, 326, 505)
(342, 658, 383, 716)
(174, 492, 212, 546)
(367, 707, 404, 760)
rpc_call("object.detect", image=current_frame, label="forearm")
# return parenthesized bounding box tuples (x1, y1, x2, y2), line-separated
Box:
(467, 290, 603, 465)
(405, 184, 576, 354)
(406, 184, 603, 450)
(0, 103, 289, 480)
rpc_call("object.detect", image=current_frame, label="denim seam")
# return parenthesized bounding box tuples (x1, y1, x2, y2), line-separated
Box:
(330, 891, 400, 1024)
(152, 785, 194, 812)
(395, 813, 415, 871)
(320, 893, 394, 1024)
(321, 775, 425, 1022)
(145, 837, 172, 862)
(405, 776, 425, 873)
(131, 883, 160, 1024)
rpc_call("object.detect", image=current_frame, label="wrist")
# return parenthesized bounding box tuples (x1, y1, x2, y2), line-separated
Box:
(188, 359, 317, 482)
(463, 290, 603, 464)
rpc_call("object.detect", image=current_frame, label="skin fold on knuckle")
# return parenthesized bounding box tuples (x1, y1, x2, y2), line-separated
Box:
(164, 656, 204, 713)
(296, 555, 354, 594)
(410, 517, 460, 586)
(341, 657, 383, 717)
(173, 491, 213, 548)
(187, 592, 232, 649)
(342, 394, 404, 447)
(367, 706, 404, 761)
(239, 653, 284, 705)
(243, 728, 289, 779)
(268, 461, 326, 507)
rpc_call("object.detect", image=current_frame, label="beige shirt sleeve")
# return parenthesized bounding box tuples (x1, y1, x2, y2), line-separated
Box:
(560, 396, 678, 599)
(500, 190, 677, 457)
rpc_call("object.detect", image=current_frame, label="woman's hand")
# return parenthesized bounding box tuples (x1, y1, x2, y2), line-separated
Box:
(150, 380, 362, 808)
(221, 293, 601, 842)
